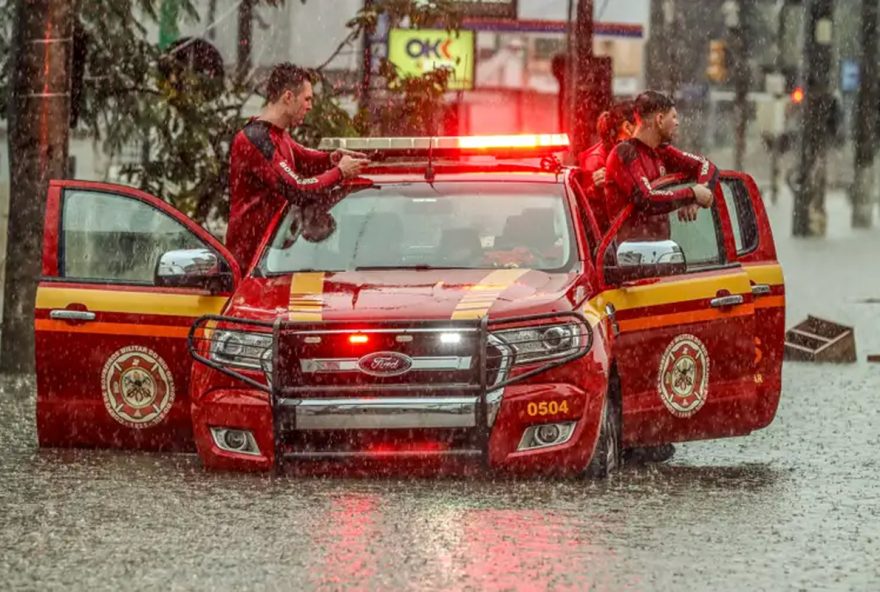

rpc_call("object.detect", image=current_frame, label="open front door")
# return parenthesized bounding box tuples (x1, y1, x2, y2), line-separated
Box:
(600, 178, 758, 447)
(35, 181, 239, 451)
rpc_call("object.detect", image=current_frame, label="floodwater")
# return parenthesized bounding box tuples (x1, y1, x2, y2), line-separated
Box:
(1, 365, 878, 591)
(1, 191, 879, 591)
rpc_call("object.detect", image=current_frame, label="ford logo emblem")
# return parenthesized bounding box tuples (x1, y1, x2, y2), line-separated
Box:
(357, 351, 413, 377)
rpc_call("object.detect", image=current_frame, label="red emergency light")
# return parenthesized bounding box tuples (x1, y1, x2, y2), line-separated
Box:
(791, 87, 805, 104)
(456, 134, 570, 150)
(318, 134, 570, 157)
(349, 334, 369, 345)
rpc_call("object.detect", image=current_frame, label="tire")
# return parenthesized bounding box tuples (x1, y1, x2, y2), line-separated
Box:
(585, 379, 622, 478)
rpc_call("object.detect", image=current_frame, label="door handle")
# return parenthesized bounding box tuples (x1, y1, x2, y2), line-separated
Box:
(751, 284, 771, 296)
(710, 295, 745, 308)
(50, 309, 96, 322)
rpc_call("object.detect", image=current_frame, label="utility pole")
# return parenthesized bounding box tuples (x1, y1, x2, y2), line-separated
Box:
(360, 0, 375, 113)
(236, 0, 255, 84)
(1, 0, 73, 374)
(652, 0, 681, 95)
(794, 0, 834, 237)
(570, 0, 593, 156)
(727, 0, 753, 172)
(571, 0, 611, 157)
(852, 0, 879, 228)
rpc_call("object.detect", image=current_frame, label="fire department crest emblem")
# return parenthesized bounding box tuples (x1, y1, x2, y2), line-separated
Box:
(657, 334, 709, 418)
(101, 346, 175, 429)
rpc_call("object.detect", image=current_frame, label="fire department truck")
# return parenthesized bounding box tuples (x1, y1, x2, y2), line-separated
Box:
(34, 134, 785, 476)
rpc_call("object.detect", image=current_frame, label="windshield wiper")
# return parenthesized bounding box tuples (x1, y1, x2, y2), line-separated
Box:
(354, 265, 465, 271)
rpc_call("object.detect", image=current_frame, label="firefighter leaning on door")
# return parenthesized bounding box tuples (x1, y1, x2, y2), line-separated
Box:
(603, 91, 719, 231)
(227, 63, 369, 270)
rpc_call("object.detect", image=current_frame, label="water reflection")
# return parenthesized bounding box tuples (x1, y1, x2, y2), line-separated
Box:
(1, 371, 876, 591)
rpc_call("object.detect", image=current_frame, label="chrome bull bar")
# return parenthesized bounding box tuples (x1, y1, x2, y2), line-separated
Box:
(188, 311, 592, 469)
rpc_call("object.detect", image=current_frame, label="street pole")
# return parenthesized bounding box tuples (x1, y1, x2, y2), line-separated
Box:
(663, 0, 680, 94)
(236, 0, 255, 84)
(794, 0, 834, 237)
(571, 0, 610, 157)
(360, 0, 374, 113)
(570, 0, 594, 157)
(728, 0, 752, 172)
(852, 0, 879, 228)
(1, 0, 73, 374)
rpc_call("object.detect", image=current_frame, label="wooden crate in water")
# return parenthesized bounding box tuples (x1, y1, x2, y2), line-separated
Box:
(784, 316, 857, 363)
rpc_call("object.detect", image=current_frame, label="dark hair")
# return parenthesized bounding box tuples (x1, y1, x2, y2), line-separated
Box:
(266, 63, 313, 102)
(634, 91, 675, 121)
(597, 100, 636, 151)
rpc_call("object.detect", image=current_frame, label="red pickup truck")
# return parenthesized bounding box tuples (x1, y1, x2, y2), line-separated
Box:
(34, 134, 785, 476)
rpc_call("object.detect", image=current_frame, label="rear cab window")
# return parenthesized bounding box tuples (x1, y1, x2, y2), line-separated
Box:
(719, 178, 759, 256)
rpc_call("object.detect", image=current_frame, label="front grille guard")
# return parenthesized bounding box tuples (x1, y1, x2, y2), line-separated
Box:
(188, 311, 593, 464)
(189, 311, 592, 394)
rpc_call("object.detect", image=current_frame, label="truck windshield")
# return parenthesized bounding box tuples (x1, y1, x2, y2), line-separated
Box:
(260, 182, 576, 274)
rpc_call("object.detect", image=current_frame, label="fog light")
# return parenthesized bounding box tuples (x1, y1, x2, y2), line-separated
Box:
(517, 422, 576, 451)
(224, 430, 247, 450)
(211, 427, 260, 456)
(535, 423, 561, 446)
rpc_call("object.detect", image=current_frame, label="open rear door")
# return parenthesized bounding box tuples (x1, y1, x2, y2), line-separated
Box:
(601, 177, 758, 446)
(35, 180, 239, 451)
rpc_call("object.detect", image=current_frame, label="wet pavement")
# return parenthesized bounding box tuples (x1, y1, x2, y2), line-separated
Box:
(1, 189, 879, 591)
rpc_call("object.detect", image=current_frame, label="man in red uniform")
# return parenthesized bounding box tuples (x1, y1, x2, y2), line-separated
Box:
(604, 91, 717, 230)
(227, 63, 368, 270)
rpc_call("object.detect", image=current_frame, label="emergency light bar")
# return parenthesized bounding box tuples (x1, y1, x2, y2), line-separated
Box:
(318, 134, 570, 156)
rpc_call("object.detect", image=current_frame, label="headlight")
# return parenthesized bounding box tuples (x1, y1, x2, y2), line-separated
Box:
(210, 330, 272, 369)
(492, 322, 591, 365)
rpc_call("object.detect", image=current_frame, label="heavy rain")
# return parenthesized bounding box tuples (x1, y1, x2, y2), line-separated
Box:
(0, 0, 878, 590)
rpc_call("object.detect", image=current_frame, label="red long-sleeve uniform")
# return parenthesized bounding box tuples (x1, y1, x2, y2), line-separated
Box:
(226, 119, 342, 269)
(604, 138, 718, 223)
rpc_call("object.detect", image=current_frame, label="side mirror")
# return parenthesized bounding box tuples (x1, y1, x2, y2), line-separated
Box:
(605, 239, 687, 284)
(155, 248, 234, 293)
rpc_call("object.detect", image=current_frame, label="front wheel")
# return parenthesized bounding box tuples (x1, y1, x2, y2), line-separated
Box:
(585, 385, 622, 478)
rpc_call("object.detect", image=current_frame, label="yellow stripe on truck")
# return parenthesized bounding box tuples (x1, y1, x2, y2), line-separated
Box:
(35, 286, 229, 317)
(591, 270, 752, 313)
(451, 268, 529, 320)
(742, 263, 785, 287)
(288, 272, 325, 322)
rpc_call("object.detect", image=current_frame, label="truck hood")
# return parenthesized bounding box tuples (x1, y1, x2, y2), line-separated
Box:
(225, 269, 584, 322)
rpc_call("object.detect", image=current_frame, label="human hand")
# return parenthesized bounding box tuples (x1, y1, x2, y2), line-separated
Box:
(677, 203, 700, 222)
(592, 167, 606, 187)
(337, 155, 370, 179)
(692, 184, 714, 208)
(331, 148, 368, 164)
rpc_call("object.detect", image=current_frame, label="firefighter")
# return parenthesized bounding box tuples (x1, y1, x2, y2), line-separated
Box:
(604, 91, 717, 232)
(226, 63, 369, 270)
(578, 100, 636, 229)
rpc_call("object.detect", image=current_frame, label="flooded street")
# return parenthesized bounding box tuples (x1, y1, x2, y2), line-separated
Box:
(1, 363, 878, 591)
(1, 190, 879, 591)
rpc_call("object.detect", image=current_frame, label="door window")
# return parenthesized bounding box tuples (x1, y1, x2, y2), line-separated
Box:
(60, 190, 207, 283)
(720, 178, 759, 255)
(619, 186, 724, 271)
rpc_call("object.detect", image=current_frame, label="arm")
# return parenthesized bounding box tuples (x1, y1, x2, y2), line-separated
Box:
(657, 144, 719, 188)
(609, 143, 696, 208)
(289, 140, 334, 176)
(242, 123, 341, 198)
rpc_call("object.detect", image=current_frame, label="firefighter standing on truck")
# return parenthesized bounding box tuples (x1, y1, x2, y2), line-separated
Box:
(604, 91, 718, 234)
(577, 100, 636, 229)
(226, 63, 369, 270)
